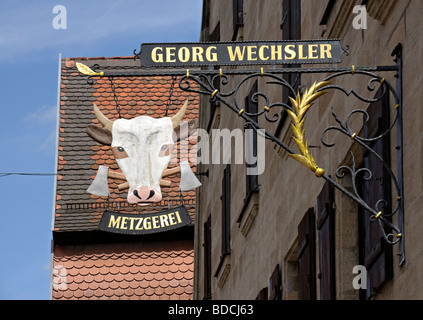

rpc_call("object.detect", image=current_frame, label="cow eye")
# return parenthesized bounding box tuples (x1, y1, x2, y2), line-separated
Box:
(112, 146, 128, 159)
(159, 144, 173, 157)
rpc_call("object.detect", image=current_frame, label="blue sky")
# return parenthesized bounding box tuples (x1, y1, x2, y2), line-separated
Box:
(0, 0, 202, 300)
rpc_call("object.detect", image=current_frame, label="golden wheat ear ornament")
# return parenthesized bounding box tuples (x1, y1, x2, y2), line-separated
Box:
(286, 81, 330, 177)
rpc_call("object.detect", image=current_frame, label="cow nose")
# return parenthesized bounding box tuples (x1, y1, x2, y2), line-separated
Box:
(146, 190, 155, 200)
(133, 189, 155, 200)
(128, 187, 162, 204)
(133, 189, 142, 200)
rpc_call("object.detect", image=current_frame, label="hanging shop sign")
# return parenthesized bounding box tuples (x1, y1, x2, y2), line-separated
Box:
(99, 206, 191, 235)
(137, 39, 345, 67)
(84, 99, 201, 206)
(77, 43, 404, 265)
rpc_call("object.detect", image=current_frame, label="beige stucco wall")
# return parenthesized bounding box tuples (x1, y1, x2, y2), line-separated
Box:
(194, 0, 423, 300)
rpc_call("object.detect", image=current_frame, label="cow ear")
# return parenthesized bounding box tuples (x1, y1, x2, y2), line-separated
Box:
(87, 124, 112, 146)
(173, 119, 198, 142)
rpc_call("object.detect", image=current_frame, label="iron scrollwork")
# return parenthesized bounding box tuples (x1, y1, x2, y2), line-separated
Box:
(176, 51, 404, 265)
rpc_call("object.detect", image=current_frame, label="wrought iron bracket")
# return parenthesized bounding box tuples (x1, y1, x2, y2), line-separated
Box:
(77, 43, 405, 266)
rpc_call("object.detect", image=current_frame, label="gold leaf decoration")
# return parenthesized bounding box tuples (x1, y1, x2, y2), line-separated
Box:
(287, 81, 330, 177)
(76, 62, 104, 77)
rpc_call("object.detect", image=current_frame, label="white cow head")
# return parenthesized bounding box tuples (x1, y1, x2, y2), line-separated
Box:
(87, 100, 189, 205)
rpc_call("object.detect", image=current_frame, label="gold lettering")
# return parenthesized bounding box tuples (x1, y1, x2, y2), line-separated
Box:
(160, 214, 170, 227)
(308, 44, 318, 59)
(271, 45, 283, 60)
(135, 218, 143, 230)
(168, 212, 177, 225)
(151, 47, 163, 63)
(259, 45, 269, 61)
(298, 45, 307, 59)
(192, 47, 204, 62)
(166, 47, 176, 62)
(143, 217, 152, 230)
(120, 217, 128, 230)
(108, 215, 121, 229)
(152, 216, 160, 229)
(284, 45, 296, 59)
(227, 46, 246, 61)
(320, 44, 332, 59)
(206, 46, 218, 62)
(175, 211, 182, 224)
(178, 47, 190, 63)
(247, 45, 257, 61)
(129, 217, 135, 230)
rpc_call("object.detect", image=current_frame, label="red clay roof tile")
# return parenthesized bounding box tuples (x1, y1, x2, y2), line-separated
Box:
(54, 240, 195, 300)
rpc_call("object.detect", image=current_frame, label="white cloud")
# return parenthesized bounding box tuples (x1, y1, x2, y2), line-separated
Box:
(23, 106, 57, 124)
(41, 262, 51, 271)
(39, 128, 57, 154)
(21, 105, 58, 155)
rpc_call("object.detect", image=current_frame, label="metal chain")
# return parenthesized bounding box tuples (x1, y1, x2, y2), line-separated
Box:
(108, 76, 122, 119)
(165, 75, 177, 116)
(108, 74, 175, 119)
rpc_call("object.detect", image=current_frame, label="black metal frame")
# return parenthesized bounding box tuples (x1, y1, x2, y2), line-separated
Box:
(85, 43, 404, 266)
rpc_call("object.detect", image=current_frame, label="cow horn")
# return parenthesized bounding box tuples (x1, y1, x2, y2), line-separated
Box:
(93, 103, 113, 131)
(171, 100, 188, 129)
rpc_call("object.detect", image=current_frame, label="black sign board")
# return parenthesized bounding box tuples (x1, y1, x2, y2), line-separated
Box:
(99, 206, 192, 235)
(138, 39, 345, 67)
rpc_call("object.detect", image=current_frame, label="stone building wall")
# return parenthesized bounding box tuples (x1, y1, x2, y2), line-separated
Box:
(194, 0, 423, 300)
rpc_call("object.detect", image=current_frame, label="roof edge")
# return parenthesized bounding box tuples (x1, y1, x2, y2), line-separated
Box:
(62, 56, 135, 61)
(51, 52, 62, 232)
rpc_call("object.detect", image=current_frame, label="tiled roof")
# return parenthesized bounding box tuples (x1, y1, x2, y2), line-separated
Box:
(52, 240, 194, 300)
(54, 57, 199, 232)
(52, 56, 198, 300)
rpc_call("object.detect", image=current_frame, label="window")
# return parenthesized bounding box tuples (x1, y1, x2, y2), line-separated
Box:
(297, 208, 316, 300)
(282, 0, 301, 40)
(221, 164, 231, 256)
(255, 287, 268, 300)
(269, 264, 282, 300)
(283, 239, 300, 299)
(254, 265, 281, 300)
(317, 180, 336, 299)
(276, 0, 301, 138)
(237, 81, 260, 232)
(281, 0, 301, 100)
(203, 215, 212, 300)
(319, 0, 336, 26)
(215, 164, 231, 283)
(208, 22, 221, 132)
(214, 163, 231, 280)
(232, 0, 244, 40)
(357, 88, 393, 299)
(245, 81, 259, 197)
